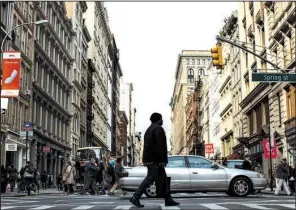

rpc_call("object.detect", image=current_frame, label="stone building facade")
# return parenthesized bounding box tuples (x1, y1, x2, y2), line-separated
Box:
(219, 11, 241, 159)
(238, 2, 296, 178)
(85, 2, 110, 149)
(32, 2, 74, 183)
(65, 1, 88, 160)
(170, 50, 211, 155)
(80, 16, 92, 148)
(1, 2, 33, 170)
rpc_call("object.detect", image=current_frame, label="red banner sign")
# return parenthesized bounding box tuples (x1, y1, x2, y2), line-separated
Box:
(205, 143, 214, 154)
(262, 138, 278, 159)
(1, 51, 21, 97)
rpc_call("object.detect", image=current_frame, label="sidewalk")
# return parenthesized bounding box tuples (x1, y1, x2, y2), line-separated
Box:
(1, 188, 62, 197)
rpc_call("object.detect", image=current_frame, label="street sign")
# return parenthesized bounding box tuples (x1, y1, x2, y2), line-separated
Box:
(205, 144, 214, 154)
(20, 131, 33, 137)
(252, 73, 296, 82)
(1, 109, 5, 114)
(23, 121, 32, 131)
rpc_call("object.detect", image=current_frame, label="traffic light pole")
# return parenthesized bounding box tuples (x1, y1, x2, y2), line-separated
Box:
(215, 36, 282, 70)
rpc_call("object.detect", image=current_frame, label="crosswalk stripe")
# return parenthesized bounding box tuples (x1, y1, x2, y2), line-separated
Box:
(29, 206, 55, 210)
(276, 204, 296, 209)
(1, 207, 19, 209)
(241, 204, 273, 209)
(71, 206, 95, 210)
(90, 202, 114, 204)
(160, 204, 181, 210)
(200, 204, 229, 209)
(113, 206, 132, 210)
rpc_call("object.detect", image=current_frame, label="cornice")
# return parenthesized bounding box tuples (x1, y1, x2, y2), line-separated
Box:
(219, 103, 232, 117)
(239, 83, 269, 109)
(219, 75, 231, 93)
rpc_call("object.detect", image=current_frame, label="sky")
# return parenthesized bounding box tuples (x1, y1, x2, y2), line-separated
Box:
(105, 2, 238, 135)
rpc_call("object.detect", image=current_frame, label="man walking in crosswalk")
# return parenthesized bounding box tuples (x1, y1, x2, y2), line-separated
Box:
(129, 113, 179, 208)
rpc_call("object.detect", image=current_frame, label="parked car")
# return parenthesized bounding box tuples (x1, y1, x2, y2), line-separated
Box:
(120, 155, 266, 197)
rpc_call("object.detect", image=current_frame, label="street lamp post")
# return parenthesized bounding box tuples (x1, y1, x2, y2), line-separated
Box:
(0, 19, 48, 169)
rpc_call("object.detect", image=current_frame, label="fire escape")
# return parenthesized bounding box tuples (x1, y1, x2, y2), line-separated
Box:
(86, 60, 95, 146)
(193, 78, 205, 156)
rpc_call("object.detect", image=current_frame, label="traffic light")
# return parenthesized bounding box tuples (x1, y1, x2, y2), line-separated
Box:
(211, 44, 223, 69)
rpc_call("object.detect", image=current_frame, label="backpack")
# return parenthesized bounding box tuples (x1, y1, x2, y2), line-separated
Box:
(24, 167, 34, 178)
(20, 167, 26, 176)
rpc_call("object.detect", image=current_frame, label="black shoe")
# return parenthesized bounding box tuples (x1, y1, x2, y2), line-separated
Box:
(130, 196, 144, 208)
(165, 198, 180, 207)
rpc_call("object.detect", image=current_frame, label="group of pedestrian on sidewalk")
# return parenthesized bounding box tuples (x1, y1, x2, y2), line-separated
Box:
(1, 164, 18, 193)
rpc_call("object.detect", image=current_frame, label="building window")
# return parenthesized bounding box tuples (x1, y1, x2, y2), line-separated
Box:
(202, 59, 205, 64)
(187, 59, 190, 65)
(277, 93, 282, 125)
(187, 68, 194, 83)
(285, 85, 296, 119)
(192, 59, 195, 65)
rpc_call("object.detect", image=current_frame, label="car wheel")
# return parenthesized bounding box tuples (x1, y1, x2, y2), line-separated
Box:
(144, 183, 157, 198)
(230, 177, 251, 197)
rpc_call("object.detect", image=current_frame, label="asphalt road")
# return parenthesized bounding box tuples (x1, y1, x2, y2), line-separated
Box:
(1, 192, 295, 210)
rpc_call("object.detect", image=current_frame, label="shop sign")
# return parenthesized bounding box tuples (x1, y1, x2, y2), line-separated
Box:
(43, 146, 50, 153)
(262, 138, 278, 159)
(6, 143, 17, 151)
(205, 144, 214, 154)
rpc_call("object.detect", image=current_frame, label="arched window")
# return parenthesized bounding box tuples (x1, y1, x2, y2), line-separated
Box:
(187, 68, 194, 83)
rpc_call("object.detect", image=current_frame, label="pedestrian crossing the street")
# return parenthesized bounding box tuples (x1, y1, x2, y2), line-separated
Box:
(1, 202, 295, 210)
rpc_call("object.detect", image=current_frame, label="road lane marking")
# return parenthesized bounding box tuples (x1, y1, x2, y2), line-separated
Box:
(113, 206, 132, 210)
(241, 204, 273, 209)
(200, 204, 229, 209)
(1, 207, 19, 209)
(274, 204, 296, 209)
(160, 204, 181, 210)
(71, 206, 95, 210)
(29, 206, 55, 210)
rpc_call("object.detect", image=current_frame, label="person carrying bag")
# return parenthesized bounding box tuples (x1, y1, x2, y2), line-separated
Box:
(155, 166, 171, 198)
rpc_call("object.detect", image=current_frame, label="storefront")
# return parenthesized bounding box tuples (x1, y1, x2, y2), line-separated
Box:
(5, 132, 28, 171)
(284, 116, 296, 165)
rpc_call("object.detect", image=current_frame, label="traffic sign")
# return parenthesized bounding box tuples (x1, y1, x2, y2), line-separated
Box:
(1, 109, 5, 114)
(24, 121, 32, 131)
(252, 73, 296, 82)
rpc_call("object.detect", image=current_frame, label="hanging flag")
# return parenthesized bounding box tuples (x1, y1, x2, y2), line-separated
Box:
(262, 138, 278, 159)
(1, 51, 21, 97)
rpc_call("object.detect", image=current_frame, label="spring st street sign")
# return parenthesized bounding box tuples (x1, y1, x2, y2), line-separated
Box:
(252, 73, 296, 82)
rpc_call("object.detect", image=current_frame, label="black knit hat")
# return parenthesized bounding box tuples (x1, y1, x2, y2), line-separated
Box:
(150, 113, 162, 123)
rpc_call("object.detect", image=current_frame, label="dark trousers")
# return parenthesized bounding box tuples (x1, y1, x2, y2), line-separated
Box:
(82, 178, 97, 194)
(10, 179, 16, 192)
(41, 181, 47, 189)
(133, 163, 170, 200)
